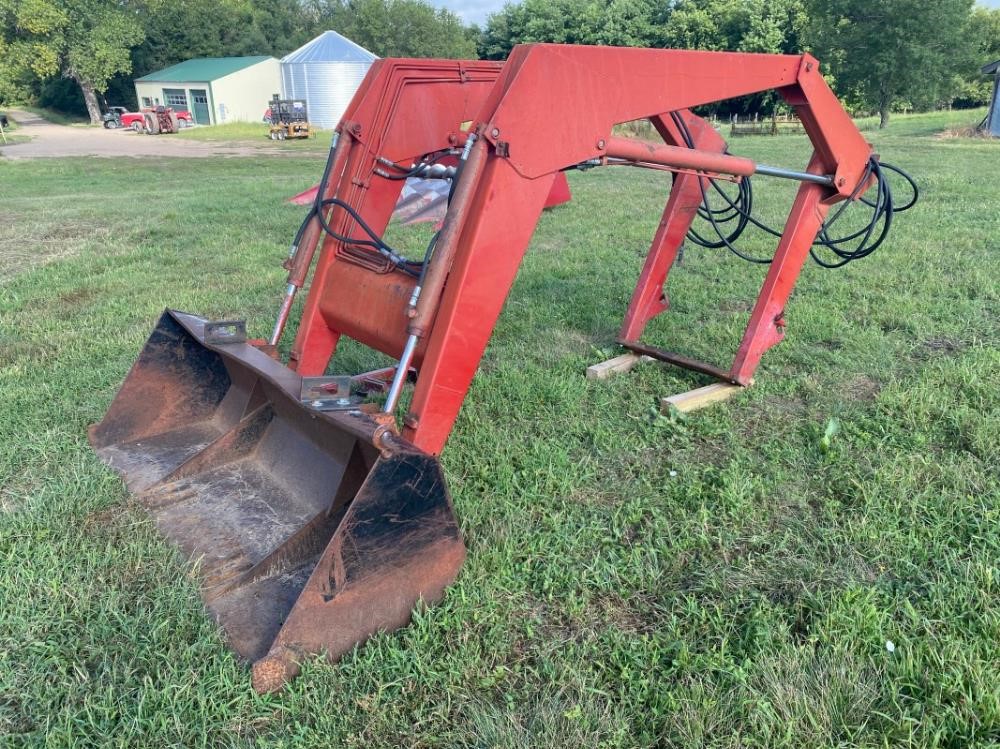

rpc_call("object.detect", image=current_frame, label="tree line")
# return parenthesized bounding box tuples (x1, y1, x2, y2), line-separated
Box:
(480, 0, 999, 127)
(1, 0, 997, 126)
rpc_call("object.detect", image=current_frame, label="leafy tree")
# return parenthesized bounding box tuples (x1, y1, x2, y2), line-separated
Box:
(316, 0, 476, 58)
(0, 0, 144, 122)
(969, 6, 1000, 65)
(480, 0, 660, 59)
(655, 0, 805, 53)
(954, 7, 1000, 107)
(131, 0, 257, 76)
(249, 0, 321, 56)
(803, 0, 973, 127)
(130, 0, 319, 77)
(479, 0, 806, 115)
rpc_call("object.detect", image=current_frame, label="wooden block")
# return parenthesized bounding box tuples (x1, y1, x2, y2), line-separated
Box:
(586, 353, 653, 380)
(661, 382, 746, 413)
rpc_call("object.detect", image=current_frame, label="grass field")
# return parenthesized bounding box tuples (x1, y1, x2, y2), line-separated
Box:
(1, 108, 997, 747)
(176, 121, 333, 151)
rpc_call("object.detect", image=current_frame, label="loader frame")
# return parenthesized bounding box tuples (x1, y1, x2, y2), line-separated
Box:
(285, 45, 872, 455)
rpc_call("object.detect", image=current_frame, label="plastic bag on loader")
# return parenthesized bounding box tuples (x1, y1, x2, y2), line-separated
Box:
(89, 310, 465, 692)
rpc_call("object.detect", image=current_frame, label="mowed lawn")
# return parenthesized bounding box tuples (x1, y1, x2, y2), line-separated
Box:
(0, 109, 997, 747)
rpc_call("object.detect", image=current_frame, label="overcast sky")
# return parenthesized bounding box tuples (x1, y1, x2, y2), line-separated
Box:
(430, 0, 1000, 26)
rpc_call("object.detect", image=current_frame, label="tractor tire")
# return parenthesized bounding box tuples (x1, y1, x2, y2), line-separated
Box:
(168, 113, 180, 134)
(178, 118, 191, 128)
(269, 130, 278, 140)
(103, 121, 114, 129)
(131, 121, 143, 132)
(144, 113, 160, 135)
(277, 129, 287, 141)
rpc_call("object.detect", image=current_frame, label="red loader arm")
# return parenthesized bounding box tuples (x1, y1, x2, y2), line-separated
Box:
(284, 45, 875, 454)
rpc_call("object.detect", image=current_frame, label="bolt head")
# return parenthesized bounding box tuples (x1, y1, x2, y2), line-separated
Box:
(490, 127, 500, 138)
(597, 138, 606, 149)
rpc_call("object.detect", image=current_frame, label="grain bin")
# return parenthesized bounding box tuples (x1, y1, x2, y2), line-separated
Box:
(280, 31, 378, 130)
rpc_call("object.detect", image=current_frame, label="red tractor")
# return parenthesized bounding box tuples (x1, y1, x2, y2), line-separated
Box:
(141, 106, 183, 134)
(117, 107, 193, 133)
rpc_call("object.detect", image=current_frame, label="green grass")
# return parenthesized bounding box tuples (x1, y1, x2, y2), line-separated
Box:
(176, 121, 334, 151)
(1, 108, 997, 747)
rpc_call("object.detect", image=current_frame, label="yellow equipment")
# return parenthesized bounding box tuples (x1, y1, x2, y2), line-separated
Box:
(268, 94, 311, 140)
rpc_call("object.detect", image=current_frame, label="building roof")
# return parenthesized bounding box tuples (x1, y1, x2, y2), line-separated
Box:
(983, 59, 1000, 75)
(281, 30, 377, 65)
(136, 56, 274, 83)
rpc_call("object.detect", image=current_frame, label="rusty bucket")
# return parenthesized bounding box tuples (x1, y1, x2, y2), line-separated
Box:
(90, 310, 465, 692)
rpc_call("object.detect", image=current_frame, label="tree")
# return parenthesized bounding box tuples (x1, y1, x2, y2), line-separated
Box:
(803, 0, 973, 127)
(479, 0, 660, 59)
(315, 0, 476, 59)
(654, 0, 805, 53)
(132, 0, 319, 76)
(954, 7, 1000, 107)
(0, 0, 66, 104)
(969, 7, 1000, 65)
(0, 0, 145, 123)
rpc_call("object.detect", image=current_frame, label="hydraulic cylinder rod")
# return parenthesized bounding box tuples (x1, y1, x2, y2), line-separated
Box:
(753, 163, 834, 186)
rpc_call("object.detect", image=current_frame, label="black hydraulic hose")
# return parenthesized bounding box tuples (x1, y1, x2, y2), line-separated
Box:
(668, 111, 918, 268)
(288, 135, 342, 251)
(304, 148, 458, 277)
(314, 196, 422, 277)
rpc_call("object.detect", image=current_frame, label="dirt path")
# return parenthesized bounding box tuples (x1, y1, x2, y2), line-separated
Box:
(0, 109, 281, 159)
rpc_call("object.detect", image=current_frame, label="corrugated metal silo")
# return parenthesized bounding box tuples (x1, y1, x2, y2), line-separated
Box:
(280, 31, 378, 130)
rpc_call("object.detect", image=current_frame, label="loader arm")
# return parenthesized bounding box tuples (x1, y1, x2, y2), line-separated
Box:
(289, 45, 873, 454)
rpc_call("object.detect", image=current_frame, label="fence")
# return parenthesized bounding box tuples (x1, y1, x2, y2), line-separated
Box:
(730, 112, 805, 137)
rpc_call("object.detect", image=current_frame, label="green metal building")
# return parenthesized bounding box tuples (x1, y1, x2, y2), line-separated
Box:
(134, 56, 280, 125)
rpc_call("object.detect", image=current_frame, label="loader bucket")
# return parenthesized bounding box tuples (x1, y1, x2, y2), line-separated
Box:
(90, 310, 465, 692)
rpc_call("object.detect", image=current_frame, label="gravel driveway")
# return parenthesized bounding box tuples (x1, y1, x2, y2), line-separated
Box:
(1, 109, 279, 159)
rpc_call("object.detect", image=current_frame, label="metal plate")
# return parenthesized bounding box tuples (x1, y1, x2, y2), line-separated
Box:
(300, 376, 363, 410)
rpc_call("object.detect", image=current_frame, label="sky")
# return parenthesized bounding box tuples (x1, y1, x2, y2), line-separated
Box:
(431, 0, 1000, 25)
(430, 0, 506, 24)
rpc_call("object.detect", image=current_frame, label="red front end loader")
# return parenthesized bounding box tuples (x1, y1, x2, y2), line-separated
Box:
(90, 45, 915, 692)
